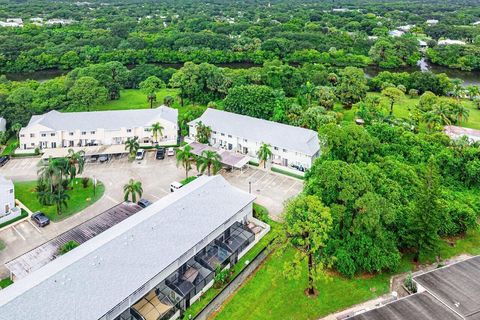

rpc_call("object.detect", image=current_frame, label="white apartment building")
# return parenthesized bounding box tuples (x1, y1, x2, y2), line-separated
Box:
(188, 108, 320, 170)
(19, 107, 178, 151)
(0, 176, 14, 215)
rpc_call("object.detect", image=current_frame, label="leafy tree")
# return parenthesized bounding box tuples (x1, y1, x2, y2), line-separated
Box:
(466, 85, 479, 101)
(58, 240, 79, 255)
(67, 149, 85, 186)
(381, 87, 404, 115)
(315, 86, 336, 110)
(196, 150, 222, 176)
(139, 76, 166, 108)
(67, 76, 107, 111)
(195, 121, 212, 144)
(163, 95, 174, 107)
(125, 137, 140, 159)
(123, 179, 143, 203)
(11, 123, 22, 141)
(257, 143, 273, 168)
(151, 122, 164, 143)
(281, 194, 333, 296)
(176, 145, 195, 178)
(335, 67, 368, 108)
(34, 77, 69, 112)
(405, 158, 441, 261)
(224, 85, 279, 120)
(51, 187, 70, 216)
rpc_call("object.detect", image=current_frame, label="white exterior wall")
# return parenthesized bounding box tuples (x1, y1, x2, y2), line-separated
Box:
(19, 119, 177, 151)
(189, 125, 316, 168)
(0, 179, 15, 215)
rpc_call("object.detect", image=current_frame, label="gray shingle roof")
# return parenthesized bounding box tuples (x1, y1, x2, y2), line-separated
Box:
(188, 108, 320, 156)
(350, 292, 463, 320)
(25, 106, 178, 131)
(414, 256, 480, 319)
(0, 175, 255, 320)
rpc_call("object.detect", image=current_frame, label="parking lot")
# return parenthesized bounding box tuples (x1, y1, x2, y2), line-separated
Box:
(0, 151, 302, 274)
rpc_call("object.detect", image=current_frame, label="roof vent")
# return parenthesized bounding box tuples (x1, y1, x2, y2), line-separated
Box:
(454, 302, 460, 308)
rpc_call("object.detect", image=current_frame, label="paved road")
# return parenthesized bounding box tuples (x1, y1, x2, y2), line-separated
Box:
(0, 152, 302, 276)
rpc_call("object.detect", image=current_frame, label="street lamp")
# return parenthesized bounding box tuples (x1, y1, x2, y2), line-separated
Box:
(249, 181, 252, 194)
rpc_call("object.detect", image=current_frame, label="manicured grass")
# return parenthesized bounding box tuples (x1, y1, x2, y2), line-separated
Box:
(271, 166, 305, 180)
(212, 225, 480, 320)
(92, 88, 180, 111)
(1, 138, 18, 156)
(341, 92, 480, 130)
(14, 178, 105, 222)
(0, 209, 28, 229)
(0, 277, 13, 289)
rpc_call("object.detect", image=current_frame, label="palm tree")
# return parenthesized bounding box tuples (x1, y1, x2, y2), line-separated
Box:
(35, 180, 52, 206)
(423, 111, 442, 132)
(67, 149, 85, 186)
(151, 122, 164, 143)
(125, 137, 140, 158)
(51, 187, 70, 216)
(451, 79, 465, 100)
(301, 81, 316, 106)
(11, 123, 22, 141)
(37, 159, 62, 193)
(147, 92, 157, 109)
(257, 143, 273, 169)
(163, 95, 174, 107)
(195, 121, 212, 144)
(454, 105, 470, 125)
(176, 145, 195, 178)
(466, 85, 479, 101)
(123, 179, 143, 203)
(197, 150, 222, 176)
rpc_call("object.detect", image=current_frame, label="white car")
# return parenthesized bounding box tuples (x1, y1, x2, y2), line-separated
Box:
(170, 181, 183, 192)
(135, 149, 145, 160)
(167, 147, 175, 156)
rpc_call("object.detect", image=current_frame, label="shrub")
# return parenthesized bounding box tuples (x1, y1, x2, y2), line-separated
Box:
(408, 89, 419, 97)
(404, 272, 417, 293)
(180, 176, 197, 185)
(397, 84, 407, 93)
(82, 177, 90, 188)
(214, 265, 232, 288)
(253, 203, 269, 222)
(58, 240, 79, 255)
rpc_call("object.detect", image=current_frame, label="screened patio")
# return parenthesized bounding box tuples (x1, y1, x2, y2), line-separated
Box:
(165, 257, 214, 298)
(195, 243, 232, 271)
(219, 222, 255, 254)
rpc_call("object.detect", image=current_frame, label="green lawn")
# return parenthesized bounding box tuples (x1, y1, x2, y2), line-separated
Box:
(212, 228, 480, 320)
(0, 277, 13, 289)
(1, 138, 18, 156)
(14, 178, 105, 221)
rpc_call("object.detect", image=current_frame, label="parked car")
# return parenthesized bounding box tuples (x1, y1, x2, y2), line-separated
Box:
(167, 147, 175, 156)
(155, 147, 165, 160)
(98, 155, 109, 163)
(137, 198, 153, 208)
(170, 181, 183, 192)
(0, 155, 10, 167)
(31, 212, 50, 227)
(135, 149, 145, 160)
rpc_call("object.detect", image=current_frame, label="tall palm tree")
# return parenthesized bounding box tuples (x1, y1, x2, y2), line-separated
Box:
(423, 111, 442, 132)
(37, 159, 62, 193)
(176, 145, 195, 178)
(197, 150, 222, 176)
(151, 122, 164, 143)
(454, 105, 470, 124)
(451, 79, 465, 100)
(51, 187, 70, 216)
(11, 123, 22, 141)
(163, 95, 174, 107)
(147, 92, 157, 109)
(123, 179, 143, 203)
(125, 137, 140, 158)
(35, 180, 52, 206)
(67, 149, 85, 186)
(257, 143, 273, 169)
(433, 104, 452, 125)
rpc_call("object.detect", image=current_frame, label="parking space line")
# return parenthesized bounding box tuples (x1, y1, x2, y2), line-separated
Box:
(284, 181, 299, 194)
(27, 219, 42, 234)
(12, 225, 26, 240)
(259, 174, 276, 187)
(265, 176, 283, 189)
(252, 171, 267, 184)
(149, 194, 160, 200)
(246, 170, 260, 182)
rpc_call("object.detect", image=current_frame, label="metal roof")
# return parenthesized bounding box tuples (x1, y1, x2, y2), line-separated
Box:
(188, 141, 250, 169)
(414, 256, 480, 319)
(350, 292, 463, 320)
(188, 108, 320, 156)
(23, 106, 177, 132)
(0, 175, 255, 320)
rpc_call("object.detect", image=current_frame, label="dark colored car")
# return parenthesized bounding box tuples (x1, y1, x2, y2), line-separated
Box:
(31, 212, 50, 227)
(155, 147, 165, 160)
(137, 199, 153, 208)
(0, 155, 10, 167)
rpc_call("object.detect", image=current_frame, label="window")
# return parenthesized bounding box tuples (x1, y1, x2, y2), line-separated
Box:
(20, 134, 25, 138)
(144, 128, 150, 132)
(30, 133, 35, 138)
(81, 131, 86, 135)
(127, 129, 132, 133)
(50, 133, 55, 137)
(9, 189, 13, 194)
(221, 133, 225, 136)
(30, 143, 34, 146)
(69, 132, 74, 136)
(244, 139, 248, 142)
(274, 146, 278, 150)
(41, 133, 46, 137)
(283, 149, 287, 153)
(228, 135, 232, 138)
(90, 131, 95, 135)
(213, 131, 217, 134)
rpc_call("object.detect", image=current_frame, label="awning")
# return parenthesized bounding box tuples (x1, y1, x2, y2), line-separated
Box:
(41, 144, 127, 159)
(188, 142, 250, 169)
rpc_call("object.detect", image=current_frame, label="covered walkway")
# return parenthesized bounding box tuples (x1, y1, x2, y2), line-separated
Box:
(188, 142, 250, 169)
(41, 144, 127, 159)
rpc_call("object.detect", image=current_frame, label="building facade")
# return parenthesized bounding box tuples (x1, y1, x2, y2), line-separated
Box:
(0, 176, 14, 215)
(19, 107, 178, 151)
(188, 108, 320, 170)
(0, 176, 269, 320)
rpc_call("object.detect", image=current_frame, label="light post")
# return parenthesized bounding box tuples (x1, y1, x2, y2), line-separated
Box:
(93, 176, 97, 197)
(249, 181, 252, 194)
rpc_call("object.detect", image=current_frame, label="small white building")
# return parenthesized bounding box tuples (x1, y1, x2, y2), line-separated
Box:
(389, 30, 405, 37)
(418, 40, 428, 52)
(19, 107, 178, 151)
(473, 21, 480, 26)
(188, 108, 320, 170)
(426, 19, 439, 25)
(0, 176, 15, 215)
(398, 25, 414, 32)
(0, 117, 6, 132)
(438, 39, 466, 46)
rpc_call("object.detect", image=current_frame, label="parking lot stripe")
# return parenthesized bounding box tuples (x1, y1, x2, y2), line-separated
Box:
(285, 181, 299, 194)
(246, 169, 260, 182)
(12, 225, 26, 240)
(27, 219, 42, 234)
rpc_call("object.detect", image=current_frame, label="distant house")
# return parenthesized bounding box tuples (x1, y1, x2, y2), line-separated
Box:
(19, 107, 178, 151)
(0, 176, 21, 225)
(438, 39, 466, 46)
(418, 40, 428, 51)
(188, 108, 320, 170)
(426, 19, 439, 25)
(444, 125, 480, 142)
(398, 25, 414, 32)
(0, 19, 23, 27)
(473, 21, 480, 26)
(388, 30, 405, 37)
